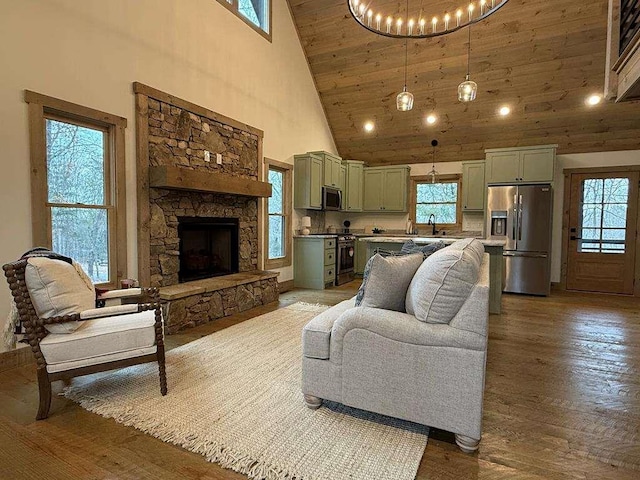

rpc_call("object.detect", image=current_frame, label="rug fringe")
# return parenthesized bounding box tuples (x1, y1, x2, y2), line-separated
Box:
(63, 388, 311, 480)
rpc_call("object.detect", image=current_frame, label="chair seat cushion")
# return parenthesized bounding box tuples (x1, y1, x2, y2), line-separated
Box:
(40, 310, 157, 367)
(303, 297, 356, 359)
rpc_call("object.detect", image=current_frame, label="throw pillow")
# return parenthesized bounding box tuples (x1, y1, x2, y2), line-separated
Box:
(400, 239, 447, 258)
(355, 253, 423, 312)
(25, 257, 96, 334)
(405, 239, 483, 324)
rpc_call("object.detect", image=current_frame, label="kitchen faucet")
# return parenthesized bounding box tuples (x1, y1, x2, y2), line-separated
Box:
(427, 214, 438, 235)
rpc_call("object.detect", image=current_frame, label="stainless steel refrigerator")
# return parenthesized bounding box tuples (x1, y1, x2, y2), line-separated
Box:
(486, 184, 553, 296)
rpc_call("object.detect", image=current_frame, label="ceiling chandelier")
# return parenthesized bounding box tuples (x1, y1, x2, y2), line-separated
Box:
(347, 0, 510, 39)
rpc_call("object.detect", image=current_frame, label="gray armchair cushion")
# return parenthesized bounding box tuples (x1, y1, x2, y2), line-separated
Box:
(355, 253, 423, 312)
(405, 239, 483, 324)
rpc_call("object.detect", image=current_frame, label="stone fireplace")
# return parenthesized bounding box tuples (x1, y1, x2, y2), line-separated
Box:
(135, 83, 278, 333)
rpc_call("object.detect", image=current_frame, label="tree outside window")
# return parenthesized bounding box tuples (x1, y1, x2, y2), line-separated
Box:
(218, 0, 271, 39)
(411, 175, 462, 230)
(265, 160, 292, 269)
(26, 90, 127, 289)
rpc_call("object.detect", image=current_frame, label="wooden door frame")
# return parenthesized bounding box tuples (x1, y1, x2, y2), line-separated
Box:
(560, 165, 640, 296)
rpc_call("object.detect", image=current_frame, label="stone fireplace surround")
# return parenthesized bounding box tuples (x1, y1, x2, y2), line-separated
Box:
(135, 83, 278, 333)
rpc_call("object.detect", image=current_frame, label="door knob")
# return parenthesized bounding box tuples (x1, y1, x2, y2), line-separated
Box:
(570, 235, 582, 240)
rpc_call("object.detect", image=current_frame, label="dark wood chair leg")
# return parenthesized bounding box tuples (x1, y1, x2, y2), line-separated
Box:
(36, 368, 52, 420)
(157, 345, 167, 396)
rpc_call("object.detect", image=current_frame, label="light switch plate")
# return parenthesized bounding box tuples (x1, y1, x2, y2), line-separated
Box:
(204, 150, 211, 162)
(216, 153, 223, 165)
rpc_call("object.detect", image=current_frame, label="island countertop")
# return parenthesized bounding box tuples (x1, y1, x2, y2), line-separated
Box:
(357, 236, 506, 247)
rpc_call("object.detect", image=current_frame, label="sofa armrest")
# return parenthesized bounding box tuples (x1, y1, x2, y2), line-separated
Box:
(329, 307, 486, 365)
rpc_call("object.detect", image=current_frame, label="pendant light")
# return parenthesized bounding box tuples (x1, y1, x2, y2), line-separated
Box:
(396, 39, 414, 111)
(458, 26, 477, 102)
(428, 139, 439, 184)
(396, 0, 413, 111)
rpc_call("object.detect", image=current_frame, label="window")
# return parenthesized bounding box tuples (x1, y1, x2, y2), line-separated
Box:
(265, 159, 292, 269)
(217, 0, 271, 41)
(25, 91, 127, 288)
(579, 177, 630, 254)
(410, 175, 462, 230)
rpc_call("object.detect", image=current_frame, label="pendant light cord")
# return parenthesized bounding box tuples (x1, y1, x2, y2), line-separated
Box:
(404, 0, 409, 89)
(466, 26, 471, 77)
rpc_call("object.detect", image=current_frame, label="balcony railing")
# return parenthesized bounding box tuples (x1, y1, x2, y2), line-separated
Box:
(620, 0, 640, 54)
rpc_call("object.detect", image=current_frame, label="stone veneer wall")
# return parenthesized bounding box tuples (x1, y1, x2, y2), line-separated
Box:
(146, 97, 260, 288)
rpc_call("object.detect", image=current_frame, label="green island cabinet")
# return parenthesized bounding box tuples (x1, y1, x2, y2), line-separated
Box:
(363, 166, 410, 212)
(343, 160, 364, 212)
(485, 145, 557, 184)
(308, 150, 342, 188)
(462, 161, 486, 211)
(294, 237, 336, 289)
(294, 153, 323, 210)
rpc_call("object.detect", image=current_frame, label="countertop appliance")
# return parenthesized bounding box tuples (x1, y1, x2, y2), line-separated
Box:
(487, 184, 553, 296)
(322, 186, 342, 211)
(336, 234, 356, 285)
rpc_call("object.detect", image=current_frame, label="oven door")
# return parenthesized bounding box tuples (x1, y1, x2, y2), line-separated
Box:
(336, 241, 355, 284)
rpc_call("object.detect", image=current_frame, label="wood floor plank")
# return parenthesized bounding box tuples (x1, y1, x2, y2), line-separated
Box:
(1, 286, 639, 479)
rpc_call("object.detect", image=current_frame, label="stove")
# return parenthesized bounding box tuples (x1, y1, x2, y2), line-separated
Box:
(335, 234, 356, 285)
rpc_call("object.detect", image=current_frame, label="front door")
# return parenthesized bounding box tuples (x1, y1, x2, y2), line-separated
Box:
(566, 170, 639, 294)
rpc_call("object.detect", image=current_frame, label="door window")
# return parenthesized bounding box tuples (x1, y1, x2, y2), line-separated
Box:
(579, 178, 629, 254)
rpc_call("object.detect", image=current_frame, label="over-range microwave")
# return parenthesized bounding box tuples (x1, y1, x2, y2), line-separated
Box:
(322, 186, 342, 211)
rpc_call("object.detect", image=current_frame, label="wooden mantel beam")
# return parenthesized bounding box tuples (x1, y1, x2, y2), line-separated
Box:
(149, 165, 272, 198)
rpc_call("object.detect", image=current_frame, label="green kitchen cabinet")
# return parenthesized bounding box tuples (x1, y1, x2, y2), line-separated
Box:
(462, 161, 486, 211)
(294, 153, 323, 210)
(343, 160, 364, 212)
(340, 164, 346, 194)
(354, 239, 368, 275)
(309, 150, 342, 188)
(485, 145, 556, 184)
(294, 237, 337, 289)
(363, 166, 410, 212)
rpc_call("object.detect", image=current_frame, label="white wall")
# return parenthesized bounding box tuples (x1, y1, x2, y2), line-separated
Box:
(551, 150, 640, 282)
(0, 0, 336, 331)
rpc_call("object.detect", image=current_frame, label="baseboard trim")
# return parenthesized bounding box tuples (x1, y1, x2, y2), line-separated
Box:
(278, 279, 295, 293)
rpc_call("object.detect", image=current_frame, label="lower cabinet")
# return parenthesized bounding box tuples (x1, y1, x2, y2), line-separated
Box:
(294, 237, 336, 289)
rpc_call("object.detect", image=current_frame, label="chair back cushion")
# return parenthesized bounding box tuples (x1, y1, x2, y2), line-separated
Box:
(25, 257, 95, 333)
(405, 238, 484, 324)
(356, 253, 423, 312)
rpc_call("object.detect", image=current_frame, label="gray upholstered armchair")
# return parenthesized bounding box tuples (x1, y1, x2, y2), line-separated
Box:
(3, 249, 167, 420)
(302, 240, 490, 453)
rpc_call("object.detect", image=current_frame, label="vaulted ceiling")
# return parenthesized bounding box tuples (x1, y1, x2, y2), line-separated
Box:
(288, 0, 640, 164)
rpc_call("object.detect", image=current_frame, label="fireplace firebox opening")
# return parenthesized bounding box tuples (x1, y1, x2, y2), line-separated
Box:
(178, 217, 240, 282)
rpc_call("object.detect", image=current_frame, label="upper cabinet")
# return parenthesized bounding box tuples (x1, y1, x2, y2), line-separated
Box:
(294, 153, 323, 210)
(462, 161, 485, 211)
(363, 166, 410, 212)
(309, 150, 342, 188)
(343, 160, 363, 212)
(485, 145, 557, 184)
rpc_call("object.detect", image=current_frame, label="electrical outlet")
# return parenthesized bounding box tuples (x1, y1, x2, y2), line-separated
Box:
(216, 153, 223, 165)
(204, 150, 211, 162)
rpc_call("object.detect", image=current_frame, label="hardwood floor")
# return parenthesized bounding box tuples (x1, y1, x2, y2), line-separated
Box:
(1, 284, 639, 479)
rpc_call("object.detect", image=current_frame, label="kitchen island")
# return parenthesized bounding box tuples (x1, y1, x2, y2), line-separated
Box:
(359, 237, 505, 314)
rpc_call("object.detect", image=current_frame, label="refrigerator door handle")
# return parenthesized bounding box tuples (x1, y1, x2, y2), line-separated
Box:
(504, 252, 548, 258)
(518, 195, 523, 241)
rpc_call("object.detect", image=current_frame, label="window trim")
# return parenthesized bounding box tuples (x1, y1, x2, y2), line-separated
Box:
(25, 90, 127, 289)
(265, 158, 292, 269)
(410, 174, 463, 231)
(215, 0, 272, 42)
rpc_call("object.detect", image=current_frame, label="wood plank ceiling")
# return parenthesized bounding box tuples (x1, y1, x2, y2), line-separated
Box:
(288, 0, 640, 164)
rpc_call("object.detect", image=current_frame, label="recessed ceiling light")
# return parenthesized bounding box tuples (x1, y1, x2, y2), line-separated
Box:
(364, 121, 375, 132)
(426, 114, 437, 125)
(586, 94, 602, 106)
(499, 106, 511, 116)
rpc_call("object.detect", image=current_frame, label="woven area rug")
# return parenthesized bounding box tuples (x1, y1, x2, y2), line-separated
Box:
(64, 302, 429, 480)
